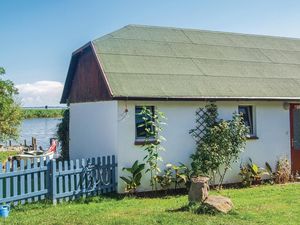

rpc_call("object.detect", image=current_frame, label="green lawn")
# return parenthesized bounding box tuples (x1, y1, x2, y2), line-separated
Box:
(2, 183, 300, 225)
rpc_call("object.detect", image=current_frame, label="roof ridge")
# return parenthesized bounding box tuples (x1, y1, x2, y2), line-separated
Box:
(124, 24, 300, 42)
(94, 35, 300, 54)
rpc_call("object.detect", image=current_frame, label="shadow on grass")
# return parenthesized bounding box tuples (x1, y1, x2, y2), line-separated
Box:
(167, 202, 239, 216)
(11, 193, 126, 212)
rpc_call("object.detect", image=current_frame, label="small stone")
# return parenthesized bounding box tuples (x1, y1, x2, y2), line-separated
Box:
(188, 176, 210, 203)
(204, 195, 233, 213)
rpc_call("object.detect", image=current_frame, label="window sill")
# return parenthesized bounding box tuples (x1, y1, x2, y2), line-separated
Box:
(247, 136, 259, 140)
(134, 139, 158, 145)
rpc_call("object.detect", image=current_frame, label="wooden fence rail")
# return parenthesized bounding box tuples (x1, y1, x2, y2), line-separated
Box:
(0, 155, 117, 205)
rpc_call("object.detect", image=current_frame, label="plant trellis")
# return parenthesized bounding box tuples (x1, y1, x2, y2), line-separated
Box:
(190, 107, 209, 145)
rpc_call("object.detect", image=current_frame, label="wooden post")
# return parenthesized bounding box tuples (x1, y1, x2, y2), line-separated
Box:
(13, 160, 18, 206)
(46, 157, 51, 200)
(112, 155, 116, 192)
(64, 160, 69, 202)
(58, 161, 63, 203)
(32, 137, 37, 150)
(70, 160, 75, 201)
(5, 162, 11, 199)
(51, 159, 57, 205)
(75, 159, 80, 199)
(20, 160, 25, 204)
(26, 159, 32, 203)
(33, 158, 38, 202)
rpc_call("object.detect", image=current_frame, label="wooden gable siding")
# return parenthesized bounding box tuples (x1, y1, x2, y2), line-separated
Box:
(68, 46, 111, 103)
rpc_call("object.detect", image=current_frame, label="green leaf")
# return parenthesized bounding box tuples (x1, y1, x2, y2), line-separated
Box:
(120, 176, 132, 184)
(265, 162, 273, 174)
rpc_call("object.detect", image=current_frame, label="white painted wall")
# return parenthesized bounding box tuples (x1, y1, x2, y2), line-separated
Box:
(69, 101, 118, 160)
(117, 101, 291, 192)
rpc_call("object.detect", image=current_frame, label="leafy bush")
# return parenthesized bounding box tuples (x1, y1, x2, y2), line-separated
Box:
(264, 157, 291, 184)
(157, 163, 193, 191)
(173, 163, 192, 190)
(239, 158, 266, 187)
(264, 162, 275, 184)
(0, 67, 22, 142)
(56, 109, 69, 160)
(157, 164, 173, 190)
(190, 103, 248, 189)
(120, 160, 145, 193)
(275, 157, 291, 184)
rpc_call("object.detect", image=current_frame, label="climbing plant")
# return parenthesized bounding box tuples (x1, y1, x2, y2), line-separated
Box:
(138, 106, 166, 191)
(190, 103, 248, 189)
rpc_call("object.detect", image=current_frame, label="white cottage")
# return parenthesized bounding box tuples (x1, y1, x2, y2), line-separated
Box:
(61, 25, 300, 192)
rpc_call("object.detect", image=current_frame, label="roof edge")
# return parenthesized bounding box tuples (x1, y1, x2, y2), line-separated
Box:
(60, 51, 82, 104)
(90, 41, 114, 97)
(113, 96, 300, 102)
(123, 24, 300, 41)
(60, 42, 114, 104)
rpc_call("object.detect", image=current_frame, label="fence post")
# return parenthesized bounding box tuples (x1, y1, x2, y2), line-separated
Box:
(46, 157, 51, 199)
(51, 159, 57, 205)
(112, 155, 116, 192)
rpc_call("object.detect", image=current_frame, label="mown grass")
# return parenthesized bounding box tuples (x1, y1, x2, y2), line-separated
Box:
(22, 109, 65, 119)
(2, 183, 300, 225)
(0, 151, 19, 164)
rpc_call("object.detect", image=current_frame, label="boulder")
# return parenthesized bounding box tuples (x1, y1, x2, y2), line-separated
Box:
(188, 176, 210, 202)
(203, 195, 233, 213)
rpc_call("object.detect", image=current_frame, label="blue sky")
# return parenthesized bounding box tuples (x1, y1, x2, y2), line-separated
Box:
(1, 0, 300, 106)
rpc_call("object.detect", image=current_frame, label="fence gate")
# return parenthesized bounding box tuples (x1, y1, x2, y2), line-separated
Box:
(0, 155, 117, 205)
(51, 156, 117, 204)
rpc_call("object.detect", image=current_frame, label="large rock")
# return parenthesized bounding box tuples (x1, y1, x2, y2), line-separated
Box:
(188, 177, 210, 202)
(204, 195, 233, 213)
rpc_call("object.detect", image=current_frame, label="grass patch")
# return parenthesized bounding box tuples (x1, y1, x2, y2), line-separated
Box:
(1, 183, 300, 224)
(0, 151, 19, 164)
(22, 109, 65, 119)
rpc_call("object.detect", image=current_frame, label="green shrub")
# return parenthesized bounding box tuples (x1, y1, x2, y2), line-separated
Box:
(157, 164, 173, 190)
(275, 157, 291, 184)
(56, 109, 69, 160)
(120, 160, 145, 193)
(190, 103, 248, 189)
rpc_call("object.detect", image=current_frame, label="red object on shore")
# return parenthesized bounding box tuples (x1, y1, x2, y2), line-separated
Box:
(48, 139, 57, 153)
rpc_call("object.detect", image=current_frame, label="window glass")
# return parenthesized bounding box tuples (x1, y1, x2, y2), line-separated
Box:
(238, 105, 254, 135)
(135, 106, 155, 139)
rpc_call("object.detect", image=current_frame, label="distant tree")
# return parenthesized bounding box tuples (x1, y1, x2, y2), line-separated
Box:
(0, 67, 23, 142)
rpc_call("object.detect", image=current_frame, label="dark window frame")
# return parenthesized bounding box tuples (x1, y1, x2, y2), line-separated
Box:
(238, 105, 257, 138)
(135, 106, 155, 140)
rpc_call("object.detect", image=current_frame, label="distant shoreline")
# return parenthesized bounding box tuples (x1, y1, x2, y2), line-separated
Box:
(22, 109, 66, 119)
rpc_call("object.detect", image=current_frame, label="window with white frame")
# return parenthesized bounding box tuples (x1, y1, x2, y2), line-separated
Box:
(238, 105, 256, 136)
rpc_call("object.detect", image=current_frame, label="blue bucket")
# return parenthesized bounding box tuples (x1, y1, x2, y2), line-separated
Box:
(0, 205, 10, 218)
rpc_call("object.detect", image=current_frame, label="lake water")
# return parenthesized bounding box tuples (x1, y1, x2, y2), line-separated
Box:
(10, 118, 61, 149)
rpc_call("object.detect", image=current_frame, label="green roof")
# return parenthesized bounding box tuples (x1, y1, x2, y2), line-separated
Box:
(91, 25, 300, 99)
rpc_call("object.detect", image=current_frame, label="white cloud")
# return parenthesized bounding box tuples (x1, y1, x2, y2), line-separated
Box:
(16, 81, 64, 107)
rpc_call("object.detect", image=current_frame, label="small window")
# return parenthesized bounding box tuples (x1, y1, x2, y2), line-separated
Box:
(135, 106, 155, 139)
(238, 105, 255, 136)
